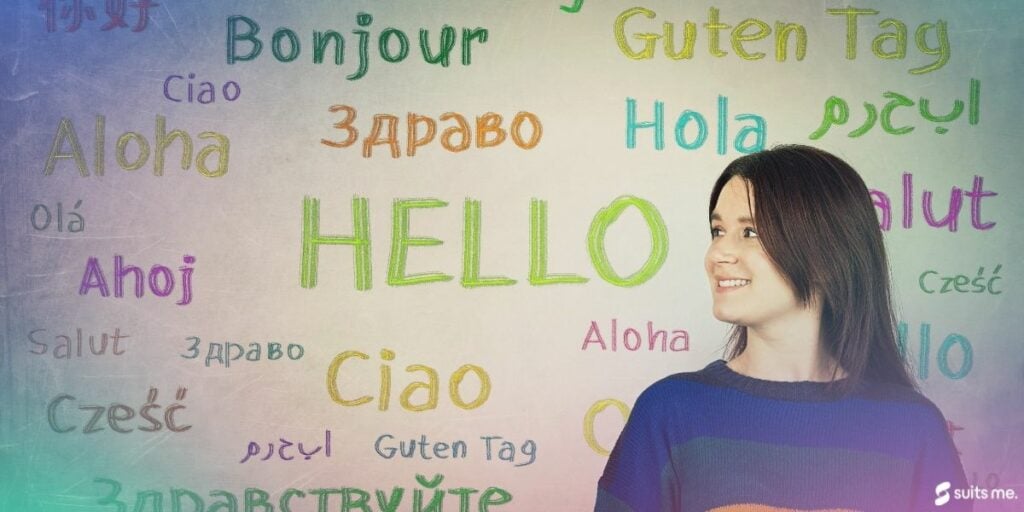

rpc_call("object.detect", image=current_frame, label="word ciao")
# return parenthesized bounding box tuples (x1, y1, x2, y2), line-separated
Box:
(301, 196, 669, 290)
(375, 434, 536, 467)
(182, 337, 304, 367)
(39, 0, 156, 33)
(240, 430, 331, 464)
(48, 387, 191, 434)
(898, 321, 972, 380)
(94, 474, 512, 512)
(614, 6, 950, 74)
(80, 254, 195, 306)
(920, 265, 1002, 295)
(164, 73, 241, 104)
(227, 14, 488, 81)
(582, 319, 689, 352)
(28, 327, 128, 359)
(322, 106, 542, 158)
(811, 79, 980, 139)
(626, 96, 765, 154)
(870, 173, 996, 232)
(327, 349, 491, 412)
(31, 200, 84, 232)
(43, 115, 230, 178)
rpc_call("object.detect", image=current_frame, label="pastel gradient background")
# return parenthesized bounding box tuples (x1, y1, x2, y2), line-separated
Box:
(1, 1, 1021, 510)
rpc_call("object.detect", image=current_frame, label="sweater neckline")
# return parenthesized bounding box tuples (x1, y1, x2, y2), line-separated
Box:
(703, 359, 851, 402)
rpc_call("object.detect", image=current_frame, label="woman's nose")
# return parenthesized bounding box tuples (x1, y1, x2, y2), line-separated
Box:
(708, 239, 738, 264)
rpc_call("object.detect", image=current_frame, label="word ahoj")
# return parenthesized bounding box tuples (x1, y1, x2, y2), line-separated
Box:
(326, 348, 491, 412)
(31, 200, 84, 232)
(626, 96, 765, 154)
(48, 387, 191, 434)
(94, 474, 512, 512)
(919, 265, 1002, 295)
(163, 73, 241, 104)
(898, 321, 973, 380)
(870, 173, 996, 232)
(240, 430, 331, 463)
(80, 254, 195, 306)
(582, 319, 689, 352)
(182, 337, 304, 367)
(301, 196, 670, 290)
(322, 105, 542, 158)
(227, 14, 488, 81)
(43, 115, 230, 178)
(29, 327, 128, 359)
(811, 79, 979, 139)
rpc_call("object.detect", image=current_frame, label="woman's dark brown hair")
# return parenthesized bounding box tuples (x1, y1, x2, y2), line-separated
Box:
(709, 144, 915, 392)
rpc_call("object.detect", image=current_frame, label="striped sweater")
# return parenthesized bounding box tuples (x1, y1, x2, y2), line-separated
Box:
(595, 360, 971, 511)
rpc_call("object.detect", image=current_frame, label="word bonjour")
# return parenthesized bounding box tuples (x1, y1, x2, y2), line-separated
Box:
(300, 196, 669, 290)
(163, 73, 241, 104)
(48, 387, 191, 434)
(43, 115, 230, 178)
(79, 254, 195, 306)
(94, 475, 512, 512)
(811, 79, 980, 139)
(375, 434, 537, 467)
(182, 337, 304, 368)
(240, 430, 331, 464)
(898, 322, 973, 381)
(920, 265, 1002, 295)
(227, 14, 489, 81)
(626, 96, 765, 154)
(31, 200, 84, 232)
(322, 106, 542, 158)
(327, 349, 491, 412)
(869, 173, 996, 232)
(582, 319, 689, 352)
(28, 327, 128, 359)
(614, 6, 951, 74)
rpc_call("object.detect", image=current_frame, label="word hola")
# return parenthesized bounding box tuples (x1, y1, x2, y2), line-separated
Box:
(898, 321, 973, 380)
(301, 196, 671, 290)
(811, 79, 979, 139)
(182, 337, 304, 367)
(43, 115, 230, 178)
(626, 97, 765, 154)
(870, 173, 996, 232)
(240, 430, 331, 463)
(920, 265, 1003, 295)
(80, 254, 195, 305)
(227, 14, 488, 81)
(826, 7, 950, 74)
(322, 105, 542, 158)
(326, 348, 492, 412)
(48, 387, 191, 434)
(615, 7, 808, 62)
(163, 73, 241, 104)
(582, 319, 689, 352)
(29, 327, 128, 359)
(94, 474, 512, 512)
(31, 200, 84, 232)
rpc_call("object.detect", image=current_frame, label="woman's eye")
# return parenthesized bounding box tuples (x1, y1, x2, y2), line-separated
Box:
(743, 227, 758, 238)
(710, 227, 723, 238)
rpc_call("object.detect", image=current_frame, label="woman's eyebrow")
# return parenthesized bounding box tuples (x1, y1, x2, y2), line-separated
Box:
(710, 212, 754, 224)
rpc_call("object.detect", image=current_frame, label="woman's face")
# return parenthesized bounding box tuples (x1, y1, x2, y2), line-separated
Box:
(704, 176, 805, 329)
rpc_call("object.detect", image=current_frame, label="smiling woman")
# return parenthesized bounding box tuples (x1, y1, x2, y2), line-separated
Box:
(594, 145, 972, 511)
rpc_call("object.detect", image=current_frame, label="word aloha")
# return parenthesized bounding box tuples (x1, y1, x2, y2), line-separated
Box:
(94, 474, 512, 512)
(811, 79, 980, 139)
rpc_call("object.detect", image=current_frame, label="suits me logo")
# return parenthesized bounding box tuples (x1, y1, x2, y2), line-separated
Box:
(935, 481, 952, 506)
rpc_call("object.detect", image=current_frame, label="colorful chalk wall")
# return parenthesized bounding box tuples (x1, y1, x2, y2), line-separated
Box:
(2, 1, 1022, 510)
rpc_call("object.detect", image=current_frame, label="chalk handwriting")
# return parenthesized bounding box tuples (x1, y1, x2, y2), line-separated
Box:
(870, 173, 996, 232)
(582, 319, 689, 352)
(181, 337, 304, 367)
(898, 322, 973, 380)
(240, 430, 331, 463)
(374, 434, 537, 467)
(163, 73, 241, 104)
(39, 0, 157, 33)
(919, 265, 1002, 295)
(29, 327, 128, 359)
(560, 0, 584, 13)
(31, 200, 84, 232)
(626, 97, 766, 154)
(79, 254, 195, 306)
(48, 387, 191, 434)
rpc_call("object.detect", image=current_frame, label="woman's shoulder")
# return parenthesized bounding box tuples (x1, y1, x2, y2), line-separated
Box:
(631, 360, 731, 410)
